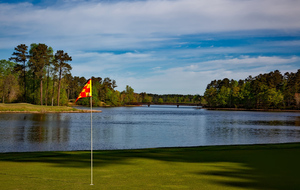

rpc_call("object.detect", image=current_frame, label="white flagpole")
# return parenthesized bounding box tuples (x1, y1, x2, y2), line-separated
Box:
(90, 96, 93, 185)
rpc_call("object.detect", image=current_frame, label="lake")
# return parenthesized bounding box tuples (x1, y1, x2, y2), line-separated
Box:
(0, 105, 300, 152)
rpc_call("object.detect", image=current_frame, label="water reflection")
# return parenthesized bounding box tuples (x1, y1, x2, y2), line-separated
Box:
(224, 119, 300, 126)
(0, 113, 71, 152)
(0, 107, 300, 152)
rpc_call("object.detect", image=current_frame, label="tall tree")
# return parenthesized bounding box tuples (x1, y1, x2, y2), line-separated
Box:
(9, 44, 28, 102)
(0, 59, 19, 103)
(112, 80, 117, 89)
(124, 85, 135, 103)
(54, 50, 72, 106)
(64, 73, 73, 100)
(29, 44, 53, 105)
(204, 86, 217, 107)
(45, 59, 54, 106)
(50, 66, 57, 106)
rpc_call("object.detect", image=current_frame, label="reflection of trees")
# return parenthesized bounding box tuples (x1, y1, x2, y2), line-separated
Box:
(13, 126, 25, 142)
(25, 114, 70, 144)
(295, 117, 300, 127)
(205, 117, 300, 145)
(27, 114, 46, 143)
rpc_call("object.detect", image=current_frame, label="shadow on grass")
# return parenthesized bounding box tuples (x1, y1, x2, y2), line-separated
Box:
(1, 143, 300, 190)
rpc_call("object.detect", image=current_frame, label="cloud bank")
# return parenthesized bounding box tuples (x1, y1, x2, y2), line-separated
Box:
(0, 0, 299, 94)
(1, 0, 300, 48)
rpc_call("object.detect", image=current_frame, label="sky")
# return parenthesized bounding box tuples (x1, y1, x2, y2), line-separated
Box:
(0, 0, 299, 95)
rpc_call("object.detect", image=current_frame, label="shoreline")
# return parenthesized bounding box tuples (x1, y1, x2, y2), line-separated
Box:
(1, 142, 300, 154)
(0, 110, 102, 113)
(0, 103, 101, 113)
(1, 102, 299, 113)
(205, 107, 300, 112)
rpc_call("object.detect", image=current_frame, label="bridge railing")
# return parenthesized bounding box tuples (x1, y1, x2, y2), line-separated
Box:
(126, 102, 202, 107)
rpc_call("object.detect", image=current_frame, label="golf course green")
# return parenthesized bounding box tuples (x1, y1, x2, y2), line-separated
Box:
(1, 143, 300, 189)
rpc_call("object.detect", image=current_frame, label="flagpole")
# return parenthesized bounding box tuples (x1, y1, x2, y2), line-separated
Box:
(90, 96, 93, 186)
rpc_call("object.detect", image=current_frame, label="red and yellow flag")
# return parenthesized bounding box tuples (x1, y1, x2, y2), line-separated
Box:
(75, 79, 92, 102)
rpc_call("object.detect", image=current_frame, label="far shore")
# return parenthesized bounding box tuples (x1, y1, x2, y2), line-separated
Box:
(1, 103, 299, 113)
(204, 107, 300, 112)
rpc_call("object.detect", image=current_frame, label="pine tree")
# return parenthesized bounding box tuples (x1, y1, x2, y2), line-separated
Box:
(54, 50, 72, 106)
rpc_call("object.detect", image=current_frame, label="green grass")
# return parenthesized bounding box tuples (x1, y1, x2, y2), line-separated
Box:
(1, 143, 300, 190)
(0, 103, 84, 113)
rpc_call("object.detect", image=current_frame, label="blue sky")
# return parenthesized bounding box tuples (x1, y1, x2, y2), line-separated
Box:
(0, 0, 300, 95)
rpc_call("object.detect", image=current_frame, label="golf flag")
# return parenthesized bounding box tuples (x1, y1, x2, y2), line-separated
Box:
(75, 78, 94, 185)
(75, 79, 92, 102)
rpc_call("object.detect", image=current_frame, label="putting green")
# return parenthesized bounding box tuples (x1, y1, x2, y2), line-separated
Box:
(1, 143, 300, 189)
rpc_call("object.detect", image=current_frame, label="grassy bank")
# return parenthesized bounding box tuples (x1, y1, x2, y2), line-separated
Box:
(0, 103, 101, 113)
(1, 143, 300, 190)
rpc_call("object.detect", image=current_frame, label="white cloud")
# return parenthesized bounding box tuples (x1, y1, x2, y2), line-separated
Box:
(1, 0, 300, 42)
(71, 51, 158, 77)
(114, 55, 300, 94)
(201, 55, 299, 67)
(1, 0, 299, 57)
(1, 0, 299, 94)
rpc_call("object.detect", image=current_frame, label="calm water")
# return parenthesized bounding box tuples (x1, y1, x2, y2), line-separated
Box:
(0, 105, 300, 152)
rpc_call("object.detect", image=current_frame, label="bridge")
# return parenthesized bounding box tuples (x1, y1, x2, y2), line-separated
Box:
(127, 102, 202, 108)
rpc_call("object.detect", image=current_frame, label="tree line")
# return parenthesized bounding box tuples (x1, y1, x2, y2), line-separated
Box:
(204, 70, 300, 109)
(1, 44, 72, 106)
(0, 43, 203, 107)
(1, 44, 299, 109)
(0, 44, 141, 107)
(76, 80, 202, 106)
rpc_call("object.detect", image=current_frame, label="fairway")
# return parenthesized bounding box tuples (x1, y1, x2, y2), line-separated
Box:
(1, 143, 300, 190)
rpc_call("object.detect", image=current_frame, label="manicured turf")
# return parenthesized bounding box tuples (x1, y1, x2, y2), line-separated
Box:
(0, 103, 94, 113)
(1, 143, 300, 190)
